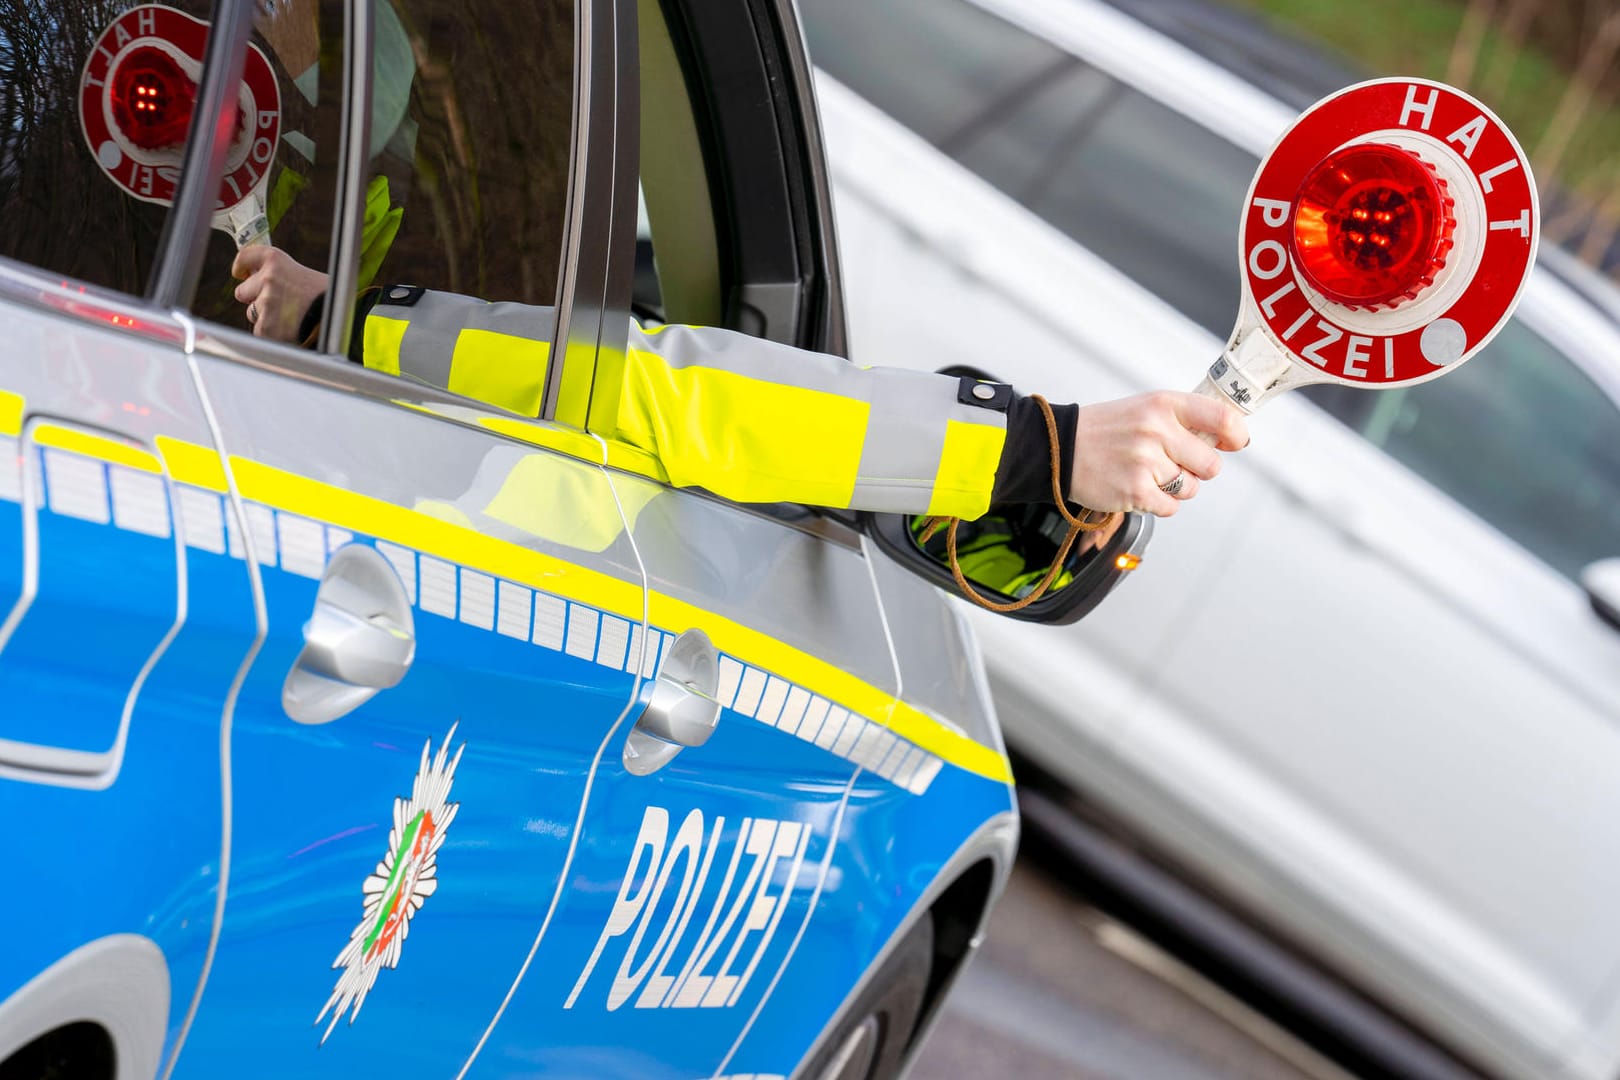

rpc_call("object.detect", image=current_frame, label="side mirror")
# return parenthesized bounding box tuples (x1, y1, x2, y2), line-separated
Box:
(1581, 558, 1620, 633)
(862, 505, 1153, 625)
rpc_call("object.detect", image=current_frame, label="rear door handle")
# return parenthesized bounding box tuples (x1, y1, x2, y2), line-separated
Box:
(283, 545, 415, 724)
(623, 628, 721, 776)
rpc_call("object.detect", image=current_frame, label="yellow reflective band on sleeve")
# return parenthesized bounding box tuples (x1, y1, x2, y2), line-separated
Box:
(925, 418, 1006, 519)
(618, 348, 868, 507)
(448, 328, 549, 416)
(0, 390, 21, 436)
(34, 424, 161, 474)
(363, 314, 409, 377)
(474, 418, 672, 488)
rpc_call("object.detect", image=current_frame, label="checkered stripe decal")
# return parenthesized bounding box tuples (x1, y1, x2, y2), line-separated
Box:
(0, 436, 941, 793)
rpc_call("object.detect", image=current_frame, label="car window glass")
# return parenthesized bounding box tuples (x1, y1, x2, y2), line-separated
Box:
(356, 0, 573, 309)
(799, 0, 1068, 145)
(1353, 321, 1620, 580)
(945, 62, 1113, 201)
(1023, 88, 1255, 339)
(191, 0, 348, 337)
(0, 0, 220, 296)
(636, 0, 721, 331)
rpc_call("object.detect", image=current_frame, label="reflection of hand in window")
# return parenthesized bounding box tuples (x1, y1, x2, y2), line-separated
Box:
(233, 245, 328, 343)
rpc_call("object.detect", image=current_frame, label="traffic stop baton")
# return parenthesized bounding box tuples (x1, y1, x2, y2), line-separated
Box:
(78, 4, 281, 250)
(1199, 78, 1539, 422)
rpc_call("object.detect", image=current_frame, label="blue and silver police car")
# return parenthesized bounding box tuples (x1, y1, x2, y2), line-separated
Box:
(0, 0, 1144, 1076)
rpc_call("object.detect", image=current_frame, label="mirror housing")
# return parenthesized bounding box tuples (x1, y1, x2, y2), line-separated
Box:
(1581, 558, 1620, 633)
(862, 508, 1153, 625)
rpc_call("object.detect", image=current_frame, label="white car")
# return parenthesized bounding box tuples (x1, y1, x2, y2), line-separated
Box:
(801, 0, 1620, 1077)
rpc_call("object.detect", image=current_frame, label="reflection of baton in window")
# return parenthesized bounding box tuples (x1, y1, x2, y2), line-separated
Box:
(1190, 78, 1538, 434)
(77, 4, 282, 250)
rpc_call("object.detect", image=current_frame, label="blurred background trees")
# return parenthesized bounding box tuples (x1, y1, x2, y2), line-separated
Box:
(1226, 0, 1620, 279)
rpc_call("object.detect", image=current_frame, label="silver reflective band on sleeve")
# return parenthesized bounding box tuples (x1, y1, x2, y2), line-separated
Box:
(370, 290, 558, 407)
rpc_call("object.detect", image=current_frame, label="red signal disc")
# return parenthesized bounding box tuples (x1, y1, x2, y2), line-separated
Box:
(1238, 79, 1537, 387)
(108, 47, 197, 151)
(78, 5, 279, 213)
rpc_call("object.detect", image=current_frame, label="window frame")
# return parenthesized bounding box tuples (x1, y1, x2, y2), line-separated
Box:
(586, 0, 848, 374)
(147, 0, 260, 308)
(158, 0, 623, 436)
(542, 0, 641, 431)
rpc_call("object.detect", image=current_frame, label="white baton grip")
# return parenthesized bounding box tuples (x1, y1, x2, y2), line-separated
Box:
(1189, 355, 1257, 446)
(219, 194, 271, 250)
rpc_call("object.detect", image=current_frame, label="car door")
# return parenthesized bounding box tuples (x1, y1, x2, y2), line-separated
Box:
(164, 1, 656, 1074)
(450, 2, 862, 1074)
(452, 2, 1021, 1076)
(0, 3, 261, 1074)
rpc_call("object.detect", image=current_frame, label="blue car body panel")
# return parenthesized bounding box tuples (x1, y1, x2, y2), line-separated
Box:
(0, 325, 1016, 1079)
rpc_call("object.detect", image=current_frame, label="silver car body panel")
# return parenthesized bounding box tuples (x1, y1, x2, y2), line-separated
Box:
(811, 0, 1620, 1075)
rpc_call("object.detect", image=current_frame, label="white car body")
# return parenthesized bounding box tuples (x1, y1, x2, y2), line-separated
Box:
(804, 0, 1620, 1076)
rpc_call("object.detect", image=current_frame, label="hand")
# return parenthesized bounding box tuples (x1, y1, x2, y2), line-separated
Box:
(1068, 391, 1248, 517)
(232, 245, 328, 342)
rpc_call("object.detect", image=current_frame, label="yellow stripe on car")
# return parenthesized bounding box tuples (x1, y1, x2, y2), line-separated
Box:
(0, 391, 21, 437)
(0, 393, 1011, 787)
(33, 425, 162, 474)
(230, 454, 1009, 784)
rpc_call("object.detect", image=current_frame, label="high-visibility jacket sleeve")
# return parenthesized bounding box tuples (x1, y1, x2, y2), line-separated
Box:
(617, 321, 1009, 518)
(360, 287, 1019, 519)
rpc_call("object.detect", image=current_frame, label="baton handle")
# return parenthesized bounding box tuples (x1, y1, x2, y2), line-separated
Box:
(1189, 363, 1246, 446)
(218, 194, 271, 250)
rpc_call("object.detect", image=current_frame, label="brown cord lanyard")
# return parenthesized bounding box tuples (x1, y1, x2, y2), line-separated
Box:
(920, 395, 1115, 614)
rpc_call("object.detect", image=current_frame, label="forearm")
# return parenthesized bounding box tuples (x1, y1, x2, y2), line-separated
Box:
(357, 287, 1072, 518)
(616, 321, 1044, 518)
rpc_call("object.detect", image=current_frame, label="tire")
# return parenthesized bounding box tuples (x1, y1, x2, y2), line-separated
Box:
(802, 913, 935, 1080)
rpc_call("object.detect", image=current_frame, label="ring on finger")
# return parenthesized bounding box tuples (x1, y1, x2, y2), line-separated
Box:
(1159, 470, 1187, 497)
(246, 302, 259, 325)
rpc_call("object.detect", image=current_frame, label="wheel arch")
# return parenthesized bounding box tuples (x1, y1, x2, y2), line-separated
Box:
(792, 809, 1019, 1079)
(0, 935, 170, 1080)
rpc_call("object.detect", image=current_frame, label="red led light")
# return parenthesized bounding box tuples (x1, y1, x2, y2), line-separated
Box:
(109, 48, 196, 151)
(1290, 144, 1456, 309)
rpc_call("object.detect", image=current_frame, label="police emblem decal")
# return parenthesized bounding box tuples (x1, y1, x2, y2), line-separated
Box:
(317, 725, 465, 1043)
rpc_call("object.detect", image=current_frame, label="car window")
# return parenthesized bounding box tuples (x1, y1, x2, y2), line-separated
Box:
(800, 0, 1069, 145)
(354, 0, 573, 308)
(1017, 84, 1256, 340)
(191, 1, 350, 336)
(1337, 321, 1620, 581)
(0, 0, 220, 296)
(636, 0, 722, 331)
(945, 61, 1113, 199)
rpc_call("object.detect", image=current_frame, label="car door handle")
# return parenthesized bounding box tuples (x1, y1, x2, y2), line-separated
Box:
(623, 628, 721, 776)
(297, 603, 413, 687)
(283, 545, 415, 725)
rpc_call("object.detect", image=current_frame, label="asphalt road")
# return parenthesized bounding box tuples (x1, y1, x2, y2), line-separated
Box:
(908, 855, 1354, 1080)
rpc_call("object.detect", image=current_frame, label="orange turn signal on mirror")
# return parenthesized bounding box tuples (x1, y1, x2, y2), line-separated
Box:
(1115, 553, 1141, 571)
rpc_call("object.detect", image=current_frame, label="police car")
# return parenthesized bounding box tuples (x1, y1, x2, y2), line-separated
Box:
(804, 0, 1620, 1077)
(0, 0, 1149, 1076)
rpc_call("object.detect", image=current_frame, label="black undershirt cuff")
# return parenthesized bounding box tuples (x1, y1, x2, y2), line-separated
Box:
(989, 395, 1078, 506)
